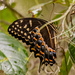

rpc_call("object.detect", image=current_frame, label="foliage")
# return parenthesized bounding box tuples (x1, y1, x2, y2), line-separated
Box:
(0, 0, 75, 75)
(69, 38, 75, 63)
(0, 32, 28, 75)
(59, 51, 72, 75)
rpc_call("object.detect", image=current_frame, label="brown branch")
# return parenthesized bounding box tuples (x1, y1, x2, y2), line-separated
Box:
(0, 20, 10, 25)
(0, 1, 24, 18)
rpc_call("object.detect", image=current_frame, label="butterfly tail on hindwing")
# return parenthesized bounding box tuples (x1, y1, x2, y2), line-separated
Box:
(8, 18, 56, 72)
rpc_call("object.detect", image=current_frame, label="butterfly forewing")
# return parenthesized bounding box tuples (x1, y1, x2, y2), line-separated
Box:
(8, 18, 55, 49)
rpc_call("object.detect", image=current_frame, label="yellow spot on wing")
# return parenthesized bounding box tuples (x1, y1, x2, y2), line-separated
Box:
(29, 20, 32, 27)
(11, 31, 13, 33)
(24, 33, 27, 36)
(20, 20, 23, 23)
(22, 37, 25, 38)
(20, 26, 22, 28)
(24, 24, 27, 28)
(12, 25, 14, 28)
(28, 36, 30, 39)
(25, 39, 28, 41)
(14, 32, 17, 35)
(36, 53, 41, 56)
(15, 27, 17, 30)
(17, 25, 19, 27)
(15, 22, 18, 24)
(9, 29, 11, 31)
(29, 32, 31, 34)
(21, 31, 23, 34)
(31, 48, 36, 51)
(18, 29, 20, 32)
(27, 28, 29, 31)
(18, 34, 20, 36)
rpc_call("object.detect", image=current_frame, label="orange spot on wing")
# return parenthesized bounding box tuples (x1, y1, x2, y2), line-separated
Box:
(37, 44, 40, 48)
(37, 33, 41, 37)
(33, 31, 35, 34)
(53, 50, 56, 52)
(36, 27, 39, 30)
(49, 48, 52, 51)
(42, 42, 45, 45)
(46, 45, 48, 49)
(39, 38, 43, 41)
(45, 58, 48, 61)
(34, 37, 37, 41)
(40, 51, 44, 55)
(53, 56, 55, 59)
(50, 59, 52, 62)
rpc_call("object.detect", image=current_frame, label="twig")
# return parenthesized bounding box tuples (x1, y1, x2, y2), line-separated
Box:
(0, 20, 10, 25)
(62, 17, 65, 32)
(28, 52, 33, 60)
(51, 25, 75, 39)
(0, 1, 24, 18)
(39, 3, 74, 31)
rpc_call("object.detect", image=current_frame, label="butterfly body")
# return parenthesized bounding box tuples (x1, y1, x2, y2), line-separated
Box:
(8, 18, 56, 71)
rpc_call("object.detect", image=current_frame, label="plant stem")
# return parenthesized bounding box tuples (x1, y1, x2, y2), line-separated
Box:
(39, 3, 74, 31)
(51, 25, 75, 39)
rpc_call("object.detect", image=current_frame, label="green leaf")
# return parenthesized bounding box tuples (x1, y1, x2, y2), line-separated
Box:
(0, 32, 28, 75)
(28, 0, 53, 17)
(65, 0, 70, 6)
(69, 0, 74, 3)
(0, 8, 17, 32)
(59, 51, 72, 75)
(11, 2, 16, 8)
(69, 38, 75, 63)
(54, 0, 65, 4)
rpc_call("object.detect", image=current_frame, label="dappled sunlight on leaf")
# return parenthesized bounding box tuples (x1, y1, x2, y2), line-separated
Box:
(0, 32, 28, 75)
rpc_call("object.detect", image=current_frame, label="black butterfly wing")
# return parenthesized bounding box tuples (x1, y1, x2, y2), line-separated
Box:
(8, 18, 56, 72)
(8, 18, 55, 49)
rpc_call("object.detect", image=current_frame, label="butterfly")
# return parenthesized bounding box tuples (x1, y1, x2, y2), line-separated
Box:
(8, 18, 56, 72)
